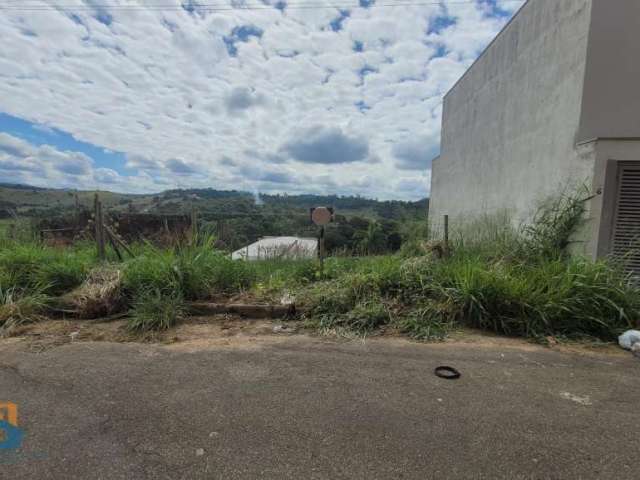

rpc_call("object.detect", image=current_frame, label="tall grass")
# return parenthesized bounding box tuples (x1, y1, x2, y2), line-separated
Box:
(0, 241, 96, 295)
(303, 190, 640, 341)
(415, 253, 637, 338)
(0, 286, 49, 335)
(128, 288, 185, 332)
(520, 188, 590, 259)
(122, 235, 255, 301)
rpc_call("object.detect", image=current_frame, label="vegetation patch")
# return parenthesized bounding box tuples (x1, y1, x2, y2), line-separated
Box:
(0, 189, 637, 341)
(0, 286, 48, 336)
(60, 266, 124, 319)
(128, 289, 186, 332)
(301, 190, 640, 341)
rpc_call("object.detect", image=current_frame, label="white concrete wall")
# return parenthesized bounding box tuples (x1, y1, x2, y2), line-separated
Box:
(430, 0, 596, 246)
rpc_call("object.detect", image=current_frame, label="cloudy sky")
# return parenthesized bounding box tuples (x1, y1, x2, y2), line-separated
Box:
(0, 0, 525, 200)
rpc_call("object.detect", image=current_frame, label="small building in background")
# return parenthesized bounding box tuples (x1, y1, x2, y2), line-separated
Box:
(429, 0, 640, 273)
(231, 236, 318, 261)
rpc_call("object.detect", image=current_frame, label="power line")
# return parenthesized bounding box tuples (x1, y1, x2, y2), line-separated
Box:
(0, 1, 524, 12)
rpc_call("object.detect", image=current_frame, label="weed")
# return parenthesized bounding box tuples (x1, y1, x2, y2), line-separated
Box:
(0, 286, 48, 335)
(303, 202, 640, 342)
(124, 238, 255, 301)
(0, 242, 95, 295)
(128, 288, 185, 332)
(122, 248, 180, 297)
(310, 298, 389, 334)
(408, 254, 639, 339)
(520, 187, 590, 260)
(37, 247, 95, 295)
(398, 303, 454, 341)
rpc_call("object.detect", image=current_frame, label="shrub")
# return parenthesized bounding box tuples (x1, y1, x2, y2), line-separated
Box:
(128, 289, 185, 332)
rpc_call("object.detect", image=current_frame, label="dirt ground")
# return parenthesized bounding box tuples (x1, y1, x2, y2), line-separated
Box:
(1, 314, 627, 358)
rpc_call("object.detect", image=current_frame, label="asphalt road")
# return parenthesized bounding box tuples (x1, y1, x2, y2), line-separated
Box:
(1, 335, 639, 479)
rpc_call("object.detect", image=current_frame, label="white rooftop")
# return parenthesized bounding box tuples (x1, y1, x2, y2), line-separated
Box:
(231, 236, 317, 261)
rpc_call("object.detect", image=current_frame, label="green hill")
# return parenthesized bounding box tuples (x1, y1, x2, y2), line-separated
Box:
(0, 184, 428, 253)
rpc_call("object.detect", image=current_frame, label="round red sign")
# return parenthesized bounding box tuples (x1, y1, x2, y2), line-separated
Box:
(311, 207, 332, 225)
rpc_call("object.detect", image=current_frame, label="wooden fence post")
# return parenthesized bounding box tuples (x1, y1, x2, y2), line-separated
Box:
(95, 193, 106, 260)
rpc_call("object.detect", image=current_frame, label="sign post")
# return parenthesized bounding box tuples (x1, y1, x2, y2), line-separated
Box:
(310, 207, 334, 276)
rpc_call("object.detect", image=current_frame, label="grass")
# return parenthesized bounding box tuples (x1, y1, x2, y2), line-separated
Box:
(0, 241, 95, 295)
(128, 288, 185, 332)
(122, 236, 255, 301)
(0, 232, 255, 332)
(0, 286, 48, 335)
(302, 250, 638, 341)
(302, 190, 640, 341)
(0, 188, 637, 339)
(411, 254, 637, 339)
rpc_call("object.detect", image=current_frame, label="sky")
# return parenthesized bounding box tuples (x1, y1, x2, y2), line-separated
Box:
(0, 0, 525, 200)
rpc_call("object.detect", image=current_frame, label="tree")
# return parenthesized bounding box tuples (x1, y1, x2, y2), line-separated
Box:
(356, 222, 387, 255)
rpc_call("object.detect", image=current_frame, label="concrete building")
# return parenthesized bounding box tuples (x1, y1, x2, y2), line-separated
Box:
(429, 0, 640, 272)
(231, 236, 317, 261)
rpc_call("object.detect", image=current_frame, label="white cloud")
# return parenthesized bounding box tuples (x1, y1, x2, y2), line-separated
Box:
(0, 132, 157, 192)
(0, 0, 524, 199)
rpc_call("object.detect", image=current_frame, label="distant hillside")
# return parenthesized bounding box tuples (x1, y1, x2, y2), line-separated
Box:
(0, 184, 427, 221)
(0, 184, 428, 253)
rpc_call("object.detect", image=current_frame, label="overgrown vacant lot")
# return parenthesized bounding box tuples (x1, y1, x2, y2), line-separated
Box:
(1, 193, 639, 342)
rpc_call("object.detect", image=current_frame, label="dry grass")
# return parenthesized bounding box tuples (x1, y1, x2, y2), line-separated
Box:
(60, 266, 124, 319)
(0, 287, 48, 336)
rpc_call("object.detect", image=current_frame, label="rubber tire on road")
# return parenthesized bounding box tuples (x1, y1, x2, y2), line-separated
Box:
(434, 366, 461, 380)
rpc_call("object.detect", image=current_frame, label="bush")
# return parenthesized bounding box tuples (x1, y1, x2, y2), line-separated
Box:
(128, 289, 185, 332)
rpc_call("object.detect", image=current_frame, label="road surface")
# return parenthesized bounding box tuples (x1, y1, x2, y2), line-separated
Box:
(1, 332, 638, 479)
